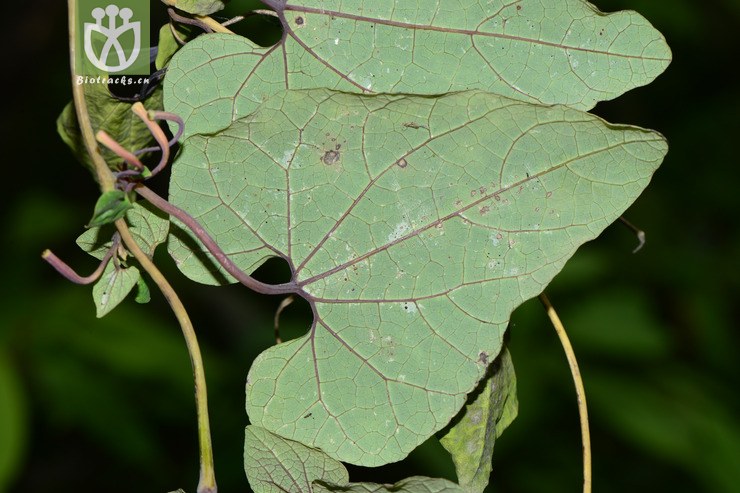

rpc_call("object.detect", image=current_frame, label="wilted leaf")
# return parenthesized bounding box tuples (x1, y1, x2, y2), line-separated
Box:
(439, 348, 517, 493)
(164, 0, 670, 138)
(57, 83, 163, 175)
(244, 425, 349, 493)
(167, 89, 667, 465)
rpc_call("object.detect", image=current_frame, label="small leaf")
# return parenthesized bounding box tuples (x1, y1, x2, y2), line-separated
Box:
(156, 24, 196, 70)
(168, 89, 667, 465)
(244, 425, 349, 493)
(78, 201, 169, 259)
(164, 0, 671, 138)
(135, 276, 151, 304)
(87, 191, 133, 228)
(92, 263, 140, 317)
(162, 0, 229, 16)
(439, 348, 517, 493)
(125, 201, 170, 257)
(57, 83, 163, 175)
(313, 477, 465, 493)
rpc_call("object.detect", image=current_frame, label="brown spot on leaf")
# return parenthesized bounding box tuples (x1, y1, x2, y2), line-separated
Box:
(546, 191, 553, 198)
(396, 158, 408, 168)
(295, 16, 304, 25)
(322, 149, 340, 165)
(478, 351, 489, 365)
(479, 205, 490, 215)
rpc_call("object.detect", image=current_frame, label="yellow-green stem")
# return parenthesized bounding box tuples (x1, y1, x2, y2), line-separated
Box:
(116, 219, 217, 493)
(539, 293, 592, 493)
(195, 15, 234, 33)
(68, 0, 115, 192)
(68, 2, 216, 491)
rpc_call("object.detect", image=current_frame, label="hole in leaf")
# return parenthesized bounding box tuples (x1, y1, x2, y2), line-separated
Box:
(272, 294, 313, 343)
(250, 256, 292, 285)
(216, 2, 284, 47)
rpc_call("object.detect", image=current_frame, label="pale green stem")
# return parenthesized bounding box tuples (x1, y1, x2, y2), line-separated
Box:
(539, 293, 592, 493)
(116, 220, 217, 493)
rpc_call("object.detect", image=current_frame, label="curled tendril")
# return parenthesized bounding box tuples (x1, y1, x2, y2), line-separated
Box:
(95, 103, 185, 189)
(42, 233, 121, 285)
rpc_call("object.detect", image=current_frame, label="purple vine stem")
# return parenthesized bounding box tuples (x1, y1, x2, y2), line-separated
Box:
(42, 233, 120, 285)
(136, 185, 297, 295)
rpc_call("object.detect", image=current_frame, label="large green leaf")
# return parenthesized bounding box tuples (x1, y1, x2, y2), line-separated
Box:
(245, 425, 349, 493)
(313, 477, 465, 493)
(439, 347, 517, 493)
(164, 0, 670, 138)
(167, 89, 667, 465)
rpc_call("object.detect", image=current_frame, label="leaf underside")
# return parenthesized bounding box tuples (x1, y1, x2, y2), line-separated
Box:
(164, 0, 670, 139)
(245, 425, 349, 493)
(314, 476, 465, 493)
(167, 88, 667, 465)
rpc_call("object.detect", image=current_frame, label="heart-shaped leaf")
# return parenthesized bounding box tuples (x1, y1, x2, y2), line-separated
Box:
(167, 89, 667, 465)
(164, 0, 670, 138)
(245, 425, 349, 493)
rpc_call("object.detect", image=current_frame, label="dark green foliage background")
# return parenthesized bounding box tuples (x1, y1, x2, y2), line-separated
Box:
(2, 0, 738, 492)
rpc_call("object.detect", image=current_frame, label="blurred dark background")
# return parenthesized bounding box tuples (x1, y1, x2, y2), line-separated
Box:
(2, 0, 738, 492)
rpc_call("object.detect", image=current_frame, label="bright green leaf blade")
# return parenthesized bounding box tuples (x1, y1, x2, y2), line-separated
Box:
(168, 89, 667, 465)
(57, 84, 163, 175)
(156, 25, 180, 70)
(164, 0, 670, 137)
(162, 0, 229, 16)
(92, 263, 140, 318)
(87, 191, 133, 228)
(78, 201, 169, 259)
(244, 425, 349, 493)
(314, 477, 465, 493)
(439, 348, 517, 493)
(134, 276, 151, 304)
